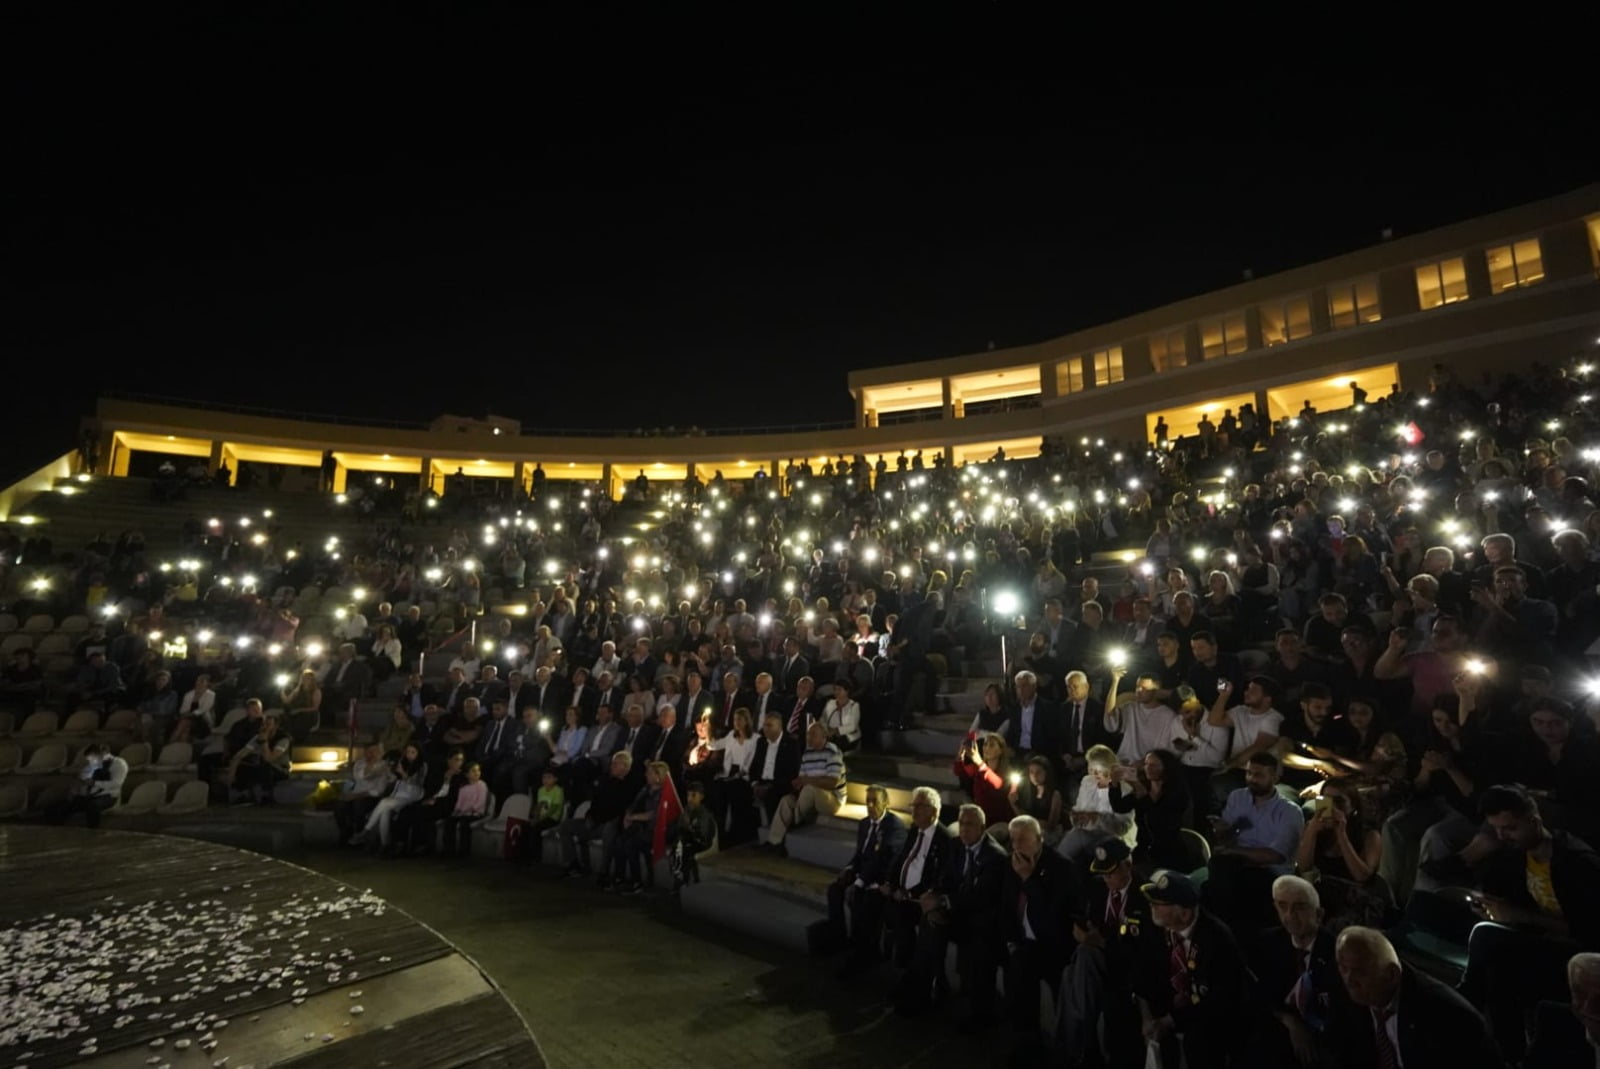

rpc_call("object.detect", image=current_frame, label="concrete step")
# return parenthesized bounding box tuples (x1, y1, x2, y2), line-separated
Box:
(681, 847, 833, 953)
(933, 691, 984, 716)
(850, 752, 963, 791)
(782, 823, 857, 871)
(898, 728, 970, 757)
(937, 675, 1001, 695)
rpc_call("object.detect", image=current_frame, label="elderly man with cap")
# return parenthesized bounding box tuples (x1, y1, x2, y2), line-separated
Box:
(1134, 869, 1248, 1069)
(1245, 874, 1344, 1068)
(1055, 838, 1150, 1067)
(1329, 926, 1501, 1069)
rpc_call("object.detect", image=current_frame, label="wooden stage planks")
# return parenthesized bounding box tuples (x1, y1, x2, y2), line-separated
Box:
(0, 825, 543, 1068)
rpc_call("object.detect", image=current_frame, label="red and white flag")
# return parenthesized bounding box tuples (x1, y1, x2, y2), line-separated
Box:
(652, 773, 683, 862)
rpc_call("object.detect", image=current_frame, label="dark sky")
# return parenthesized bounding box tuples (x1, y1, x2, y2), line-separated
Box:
(7, 13, 1596, 480)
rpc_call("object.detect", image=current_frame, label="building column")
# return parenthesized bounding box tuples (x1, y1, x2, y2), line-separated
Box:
(513, 460, 527, 495)
(419, 457, 436, 494)
(943, 444, 956, 467)
(1308, 288, 1332, 334)
(110, 437, 131, 477)
(331, 460, 348, 494)
(1243, 308, 1265, 352)
(855, 392, 867, 428)
(96, 429, 118, 476)
(601, 462, 614, 500)
(943, 378, 964, 419)
(1039, 360, 1060, 400)
(206, 440, 224, 477)
(1255, 390, 1272, 431)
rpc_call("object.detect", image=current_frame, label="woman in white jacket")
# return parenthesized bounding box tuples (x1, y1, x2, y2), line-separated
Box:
(818, 682, 862, 752)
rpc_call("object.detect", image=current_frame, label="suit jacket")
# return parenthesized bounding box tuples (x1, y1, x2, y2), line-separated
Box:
(401, 682, 439, 713)
(890, 821, 957, 898)
(440, 680, 473, 716)
(593, 686, 626, 720)
(579, 719, 623, 762)
(846, 810, 907, 887)
(504, 686, 533, 717)
(750, 732, 801, 786)
(473, 714, 519, 765)
(534, 681, 568, 718)
(783, 695, 823, 738)
(775, 654, 812, 694)
(568, 683, 593, 722)
(324, 659, 372, 704)
(683, 688, 717, 730)
(1001, 843, 1075, 952)
(1059, 696, 1119, 756)
(623, 723, 661, 768)
(649, 723, 690, 769)
(1329, 964, 1503, 1069)
(1247, 927, 1343, 1032)
(714, 688, 754, 735)
(474, 679, 509, 709)
(934, 834, 1008, 942)
(1003, 697, 1064, 756)
(747, 689, 785, 730)
(1133, 908, 1249, 1030)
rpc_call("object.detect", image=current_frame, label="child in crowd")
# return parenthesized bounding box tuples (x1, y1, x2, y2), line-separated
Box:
(443, 762, 489, 858)
(678, 781, 718, 885)
(533, 768, 565, 863)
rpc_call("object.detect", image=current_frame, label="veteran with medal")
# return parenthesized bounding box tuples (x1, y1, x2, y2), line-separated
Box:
(1056, 839, 1152, 1067)
(1134, 869, 1249, 1069)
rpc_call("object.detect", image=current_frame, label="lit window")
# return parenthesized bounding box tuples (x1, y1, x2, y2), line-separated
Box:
(1327, 276, 1381, 329)
(1149, 329, 1188, 373)
(1259, 296, 1314, 346)
(1485, 238, 1544, 293)
(1589, 216, 1600, 272)
(1199, 314, 1247, 359)
(1415, 258, 1468, 310)
(1058, 358, 1087, 394)
(1092, 347, 1124, 386)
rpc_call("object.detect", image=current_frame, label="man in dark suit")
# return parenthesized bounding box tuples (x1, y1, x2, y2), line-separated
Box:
(1059, 669, 1120, 776)
(881, 785, 957, 972)
(531, 666, 567, 720)
(619, 705, 660, 789)
(898, 801, 1006, 1022)
(1003, 669, 1064, 765)
(1330, 926, 1502, 1069)
(1524, 951, 1600, 1069)
(749, 712, 801, 825)
(321, 643, 372, 716)
(567, 667, 595, 725)
(591, 672, 625, 727)
(398, 672, 439, 719)
(646, 706, 690, 782)
(826, 785, 907, 973)
(503, 670, 533, 717)
(439, 666, 473, 717)
(1056, 839, 1151, 1067)
(683, 670, 716, 731)
(783, 676, 823, 741)
(713, 671, 753, 738)
(474, 699, 520, 799)
(472, 665, 508, 709)
(1133, 870, 1249, 1069)
(1002, 813, 1076, 1037)
(775, 636, 811, 696)
(1246, 874, 1345, 1069)
(746, 672, 783, 732)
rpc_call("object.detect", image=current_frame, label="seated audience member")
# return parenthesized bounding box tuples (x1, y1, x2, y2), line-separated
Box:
(1008, 755, 1064, 847)
(1110, 747, 1193, 874)
(1002, 813, 1074, 1040)
(817, 680, 862, 751)
(827, 784, 906, 974)
(1295, 778, 1387, 929)
(1204, 751, 1304, 932)
(1164, 691, 1229, 820)
(171, 673, 218, 744)
(707, 707, 760, 845)
(441, 761, 489, 858)
(953, 730, 1017, 831)
(750, 713, 802, 830)
(879, 786, 956, 976)
(1058, 743, 1135, 864)
(1055, 839, 1149, 1067)
(676, 780, 717, 885)
(335, 742, 394, 845)
(1524, 951, 1600, 1069)
(1450, 784, 1600, 1061)
(559, 751, 633, 879)
(1246, 875, 1344, 1068)
(224, 712, 292, 805)
(1134, 869, 1248, 1069)
(1206, 674, 1284, 808)
(1105, 664, 1178, 765)
(1330, 925, 1501, 1069)
(45, 742, 127, 828)
(897, 802, 1006, 1023)
(606, 759, 666, 894)
(399, 749, 465, 855)
(760, 721, 845, 856)
(350, 743, 428, 856)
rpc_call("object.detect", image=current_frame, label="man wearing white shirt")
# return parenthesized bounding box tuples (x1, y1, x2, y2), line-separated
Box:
(591, 641, 622, 681)
(46, 743, 127, 827)
(1205, 675, 1284, 808)
(1105, 668, 1178, 764)
(881, 786, 953, 969)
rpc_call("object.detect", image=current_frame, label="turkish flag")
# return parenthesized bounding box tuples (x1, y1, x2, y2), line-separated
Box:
(652, 774, 683, 862)
(1400, 421, 1424, 446)
(504, 815, 528, 859)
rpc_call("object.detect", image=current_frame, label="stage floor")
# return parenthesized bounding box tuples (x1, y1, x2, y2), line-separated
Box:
(0, 825, 543, 1068)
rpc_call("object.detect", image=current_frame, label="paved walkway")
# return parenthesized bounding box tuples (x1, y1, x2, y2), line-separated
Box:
(302, 852, 1000, 1068)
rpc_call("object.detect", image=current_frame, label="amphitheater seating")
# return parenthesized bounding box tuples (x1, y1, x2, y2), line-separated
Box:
(0, 783, 27, 819)
(0, 613, 19, 634)
(22, 615, 55, 634)
(16, 712, 58, 738)
(156, 780, 211, 815)
(0, 742, 19, 774)
(473, 792, 522, 857)
(15, 743, 67, 775)
(60, 709, 102, 735)
(118, 741, 152, 771)
(147, 741, 194, 773)
(103, 708, 139, 736)
(58, 614, 90, 634)
(109, 780, 169, 817)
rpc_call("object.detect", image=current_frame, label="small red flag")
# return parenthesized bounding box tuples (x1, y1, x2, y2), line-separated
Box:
(1401, 421, 1424, 446)
(652, 773, 683, 861)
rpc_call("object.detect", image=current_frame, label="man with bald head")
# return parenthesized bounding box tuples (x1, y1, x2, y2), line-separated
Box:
(1331, 926, 1500, 1069)
(1526, 952, 1600, 1067)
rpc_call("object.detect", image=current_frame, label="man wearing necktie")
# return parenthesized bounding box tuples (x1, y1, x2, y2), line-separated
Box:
(897, 802, 1006, 1022)
(786, 676, 820, 740)
(1244, 875, 1344, 1067)
(1056, 839, 1151, 1066)
(1330, 926, 1502, 1069)
(778, 637, 810, 695)
(826, 786, 906, 974)
(881, 786, 954, 973)
(474, 700, 518, 797)
(1134, 870, 1248, 1069)
(1001, 814, 1074, 1041)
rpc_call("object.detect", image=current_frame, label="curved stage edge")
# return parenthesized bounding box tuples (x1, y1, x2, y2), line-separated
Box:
(0, 825, 544, 1068)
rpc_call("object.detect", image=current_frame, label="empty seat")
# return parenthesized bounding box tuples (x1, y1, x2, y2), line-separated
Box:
(0, 613, 19, 634)
(0, 783, 27, 818)
(16, 743, 67, 775)
(103, 708, 139, 735)
(16, 712, 58, 737)
(0, 742, 19, 774)
(157, 780, 210, 815)
(109, 780, 168, 816)
(60, 709, 102, 735)
(34, 634, 72, 657)
(118, 741, 152, 770)
(57, 614, 91, 634)
(22, 614, 55, 634)
(148, 742, 193, 771)
(474, 793, 525, 857)
(0, 712, 13, 737)
(0, 634, 33, 657)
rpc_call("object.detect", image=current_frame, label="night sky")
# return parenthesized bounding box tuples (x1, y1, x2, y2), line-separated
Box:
(7, 12, 1595, 480)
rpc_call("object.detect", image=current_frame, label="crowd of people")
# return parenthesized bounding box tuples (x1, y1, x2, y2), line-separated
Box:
(4, 355, 1600, 1065)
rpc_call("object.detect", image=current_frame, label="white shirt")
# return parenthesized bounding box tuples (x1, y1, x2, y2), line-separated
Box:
(711, 734, 759, 778)
(1226, 705, 1284, 758)
(179, 688, 216, 720)
(82, 755, 128, 799)
(820, 698, 860, 743)
(1072, 775, 1135, 844)
(1163, 717, 1231, 769)
(1370, 998, 1404, 1067)
(1111, 701, 1178, 763)
(900, 825, 934, 889)
(1018, 701, 1037, 748)
(759, 736, 782, 780)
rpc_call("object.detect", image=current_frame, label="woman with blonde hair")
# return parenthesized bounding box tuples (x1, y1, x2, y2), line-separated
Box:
(1057, 744, 1136, 863)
